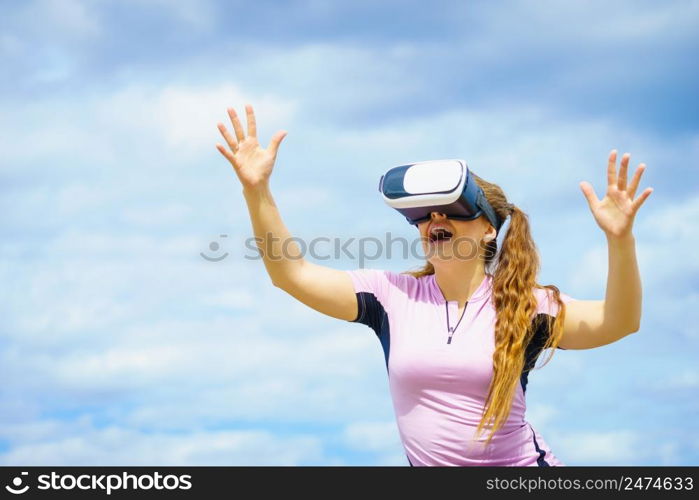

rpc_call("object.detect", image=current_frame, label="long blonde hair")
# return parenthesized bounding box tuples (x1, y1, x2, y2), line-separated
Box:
(402, 172, 568, 447)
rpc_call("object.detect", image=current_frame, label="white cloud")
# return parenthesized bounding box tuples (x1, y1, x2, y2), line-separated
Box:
(27, 0, 101, 40)
(656, 442, 681, 465)
(1, 284, 393, 424)
(473, 0, 699, 47)
(569, 245, 607, 295)
(526, 403, 560, 429)
(643, 194, 699, 244)
(275, 186, 333, 212)
(152, 86, 297, 157)
(342, 420, 402, 453)
(341, 420, 406, 466)
(120, 203, 193, 227)
(649, 292, 699, 341)
(0, 82, 298, 169)
(0, 34, 23, 56)
(0, 417, 327, 465)
(661, 368, 699, 390)
(200, 289, 255, 310)
(121, 0, 217, 31)
(554, 429, 642, 464)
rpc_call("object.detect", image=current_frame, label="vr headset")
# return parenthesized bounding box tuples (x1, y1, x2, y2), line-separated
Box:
(378, 159, 505, 232)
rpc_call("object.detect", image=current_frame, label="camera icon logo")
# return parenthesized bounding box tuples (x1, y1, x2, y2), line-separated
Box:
(200, 234, 229, 262)
(5, 471, 29, 494)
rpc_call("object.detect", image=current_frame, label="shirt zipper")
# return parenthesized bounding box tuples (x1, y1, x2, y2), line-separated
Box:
(445, 301, 468, 344)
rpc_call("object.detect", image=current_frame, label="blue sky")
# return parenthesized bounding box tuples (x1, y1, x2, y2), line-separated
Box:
(1, 0, 698, 465)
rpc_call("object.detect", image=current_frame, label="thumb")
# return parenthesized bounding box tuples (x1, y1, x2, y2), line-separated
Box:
(579, 181, 599, 209)
(267, 130, 287, 158)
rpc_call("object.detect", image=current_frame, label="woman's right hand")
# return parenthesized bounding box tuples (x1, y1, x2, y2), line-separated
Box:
(215, 104, 287, 191)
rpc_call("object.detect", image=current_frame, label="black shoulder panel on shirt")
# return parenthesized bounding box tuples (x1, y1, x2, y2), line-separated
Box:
(520, 313, 563, 394)
(353, 292, 391, 372)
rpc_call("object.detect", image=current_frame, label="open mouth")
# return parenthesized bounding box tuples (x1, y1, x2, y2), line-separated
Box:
(429, 227, 453, 243)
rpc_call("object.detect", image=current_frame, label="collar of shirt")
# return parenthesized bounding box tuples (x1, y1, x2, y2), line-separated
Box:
(427, 273, 493, 305)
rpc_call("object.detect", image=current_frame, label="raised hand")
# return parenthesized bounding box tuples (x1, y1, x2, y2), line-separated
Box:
(579, 150, 653, 239)
(215, 104, 288, 190)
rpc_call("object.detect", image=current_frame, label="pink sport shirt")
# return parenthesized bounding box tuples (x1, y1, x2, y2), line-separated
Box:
(344, 268, 576, 467)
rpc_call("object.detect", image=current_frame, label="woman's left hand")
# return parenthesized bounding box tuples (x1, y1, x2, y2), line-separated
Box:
(579, 149, 653, 239)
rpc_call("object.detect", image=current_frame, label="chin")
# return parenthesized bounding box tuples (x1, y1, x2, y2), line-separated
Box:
(425, 245, 457, 262)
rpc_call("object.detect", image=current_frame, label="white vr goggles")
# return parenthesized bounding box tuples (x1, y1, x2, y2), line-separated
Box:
(379, 159, 505, 232)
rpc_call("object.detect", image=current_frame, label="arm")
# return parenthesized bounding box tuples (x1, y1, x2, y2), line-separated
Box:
(216, 104, 358, 322)
(559, 150, 652, 350)
(243, 184, 358, 321)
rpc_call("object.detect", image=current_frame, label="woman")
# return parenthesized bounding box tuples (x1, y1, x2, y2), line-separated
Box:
(215, 104, 652, 467)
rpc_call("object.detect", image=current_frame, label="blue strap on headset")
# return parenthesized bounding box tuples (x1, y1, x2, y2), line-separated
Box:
(476, 189, 504, 234)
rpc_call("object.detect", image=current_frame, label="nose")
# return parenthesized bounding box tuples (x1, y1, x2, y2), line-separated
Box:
(430, 211, 447, 220)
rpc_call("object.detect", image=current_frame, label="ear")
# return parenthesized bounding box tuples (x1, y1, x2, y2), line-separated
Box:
(483, 224, 497, 243)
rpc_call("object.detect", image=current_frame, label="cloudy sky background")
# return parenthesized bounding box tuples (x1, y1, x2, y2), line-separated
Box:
(1, 0, 698, 465)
